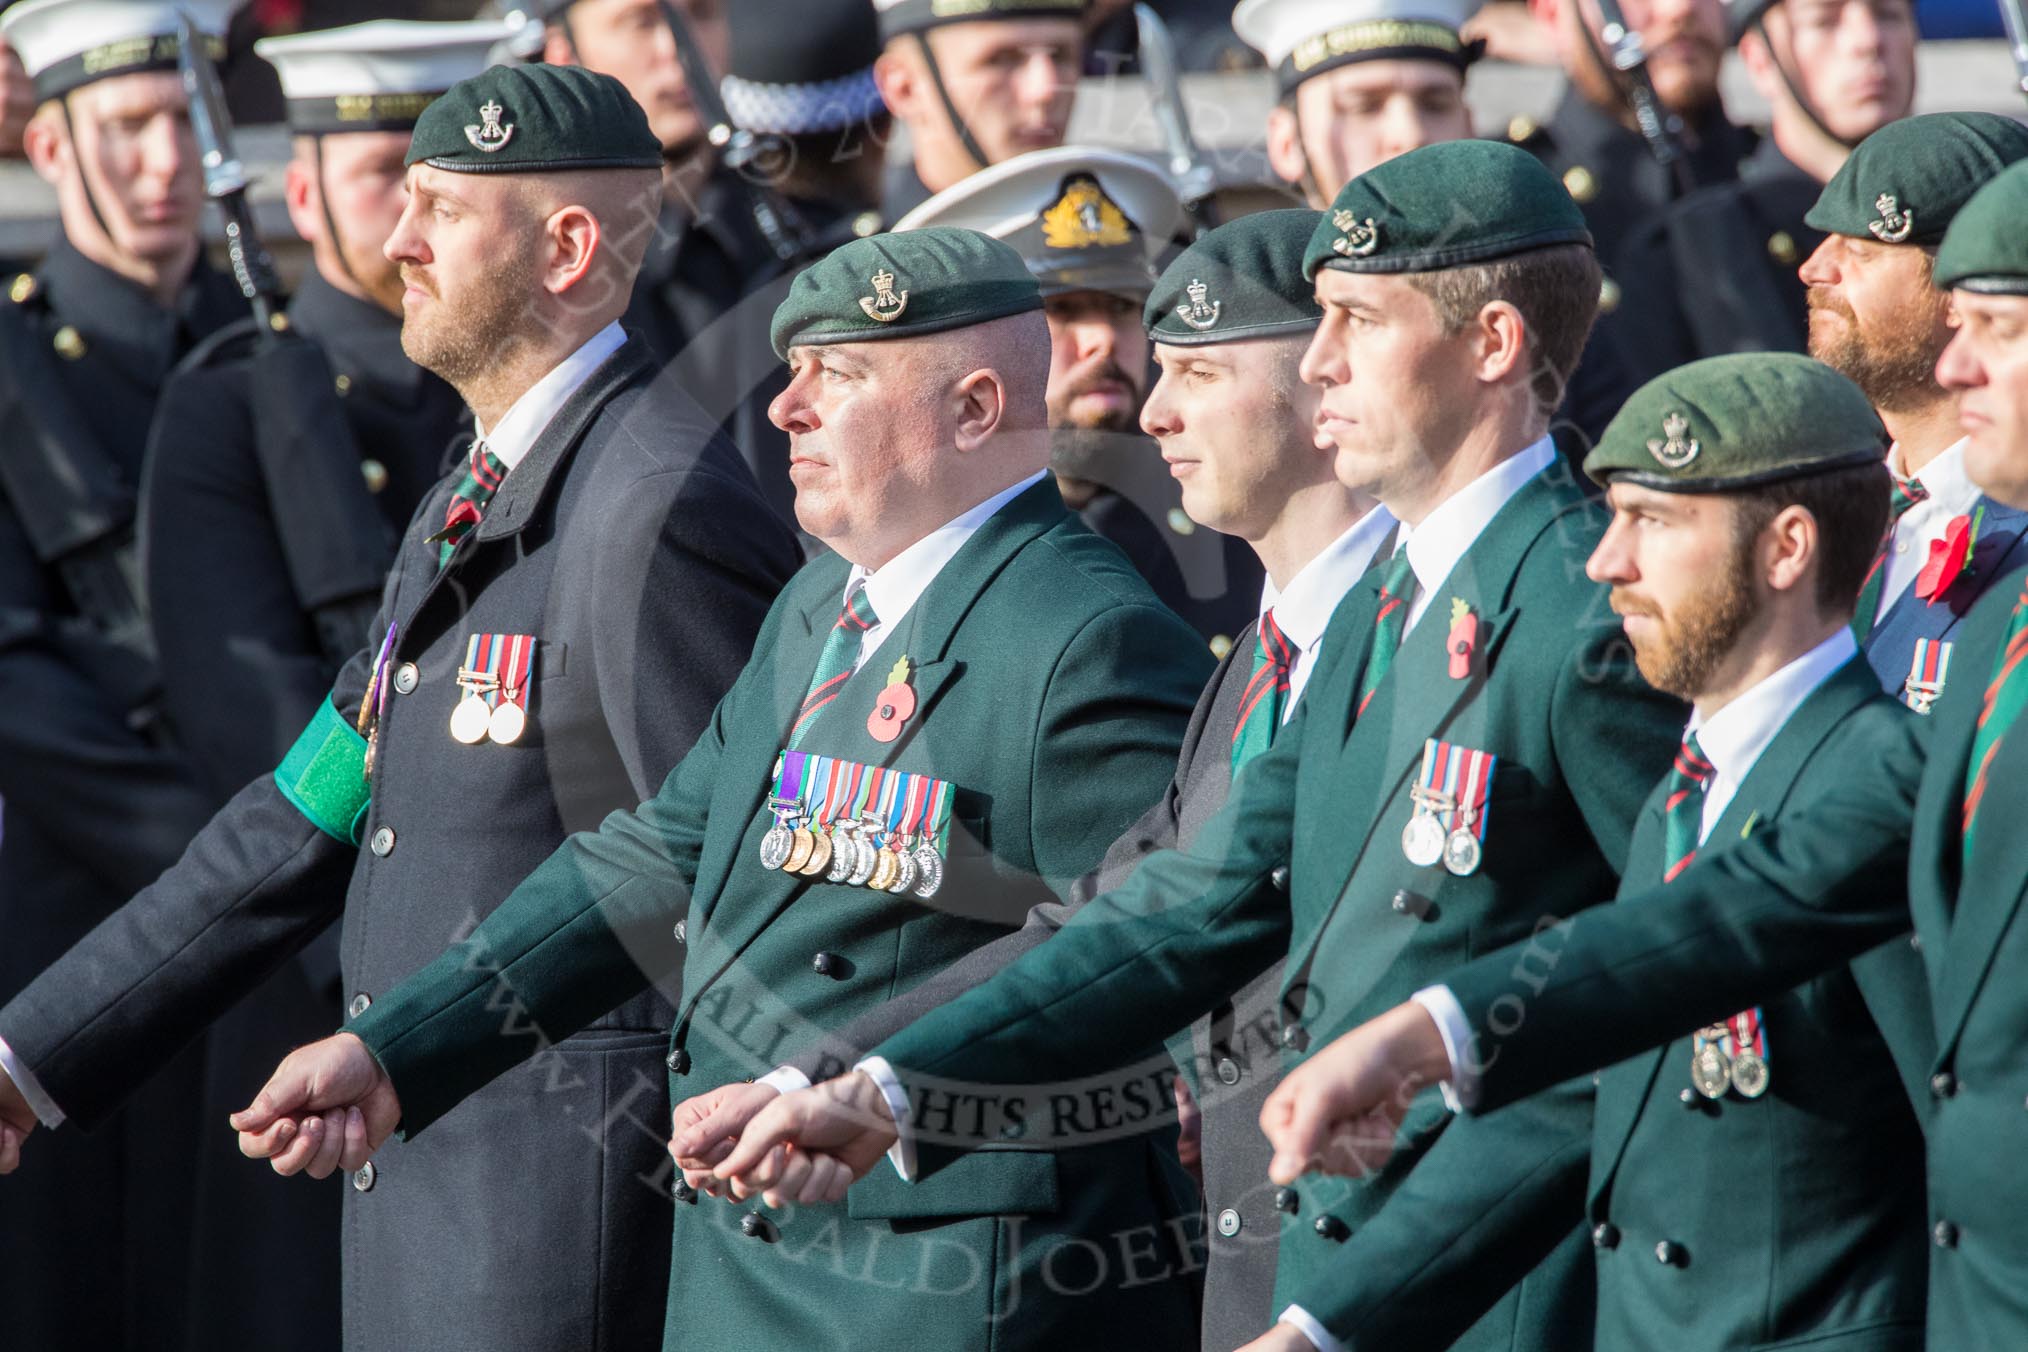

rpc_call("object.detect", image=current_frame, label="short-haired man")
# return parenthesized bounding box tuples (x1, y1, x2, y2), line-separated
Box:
(897, 143, 1266, 645)
(1244, 354, 1929, 1352)
(873, 0, 1084, 219)
(228, 225, 1212, 1348)
(716, 139, 1687, 1352)
(0, 62, 801, 1352)
(1613, 0, 1917, 377)
(1247, 159, 2028, 1351)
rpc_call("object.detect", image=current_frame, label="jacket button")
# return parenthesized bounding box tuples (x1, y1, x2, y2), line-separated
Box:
(1215, 1057, 1242, 1086)
(1932, 1072, 1958, 1099)
(1216, 1208, 1241, 1237)
(1909, 933, 1922, 952)
(666, 1048, 690, 1076)
(1313, 1215, 1349, 1242)
(370, 827, 395, 857)
(1655, 1240, 1685, 1266)
(812, 951, 839, 977)
(352, 1162, 376, 1193)
(671, 1177, 697, 1205)
(1391, 889, 1432, 920)
(348, 992, 372, 1019)
(673, 919, 686, 944)
(1591, 1223, 1620, 1250)
(1270, 865, 1290, 891)
(1935, 1220, 1959, 1249)
(1273, 1187, 1300, 1215)
(1281, 1024, 1309, 1053)
(1679, 1088, 1703, 1109)
(393, 662, 419, 695)
(741, 1212, 777, 1242)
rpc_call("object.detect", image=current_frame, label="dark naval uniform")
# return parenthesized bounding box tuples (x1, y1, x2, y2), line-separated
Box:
(0, 335, 802, 1352)
(136, 270, 469, 1352)
(0, 237, 246, 1351)
(1612, 138, 1825, 382)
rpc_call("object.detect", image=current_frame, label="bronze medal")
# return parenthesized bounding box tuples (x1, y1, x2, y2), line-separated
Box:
(783, 827, 816, 874)
(887, 848, 918, 895)
(868, 848, 900, 892)
(797, 829, 833, 878)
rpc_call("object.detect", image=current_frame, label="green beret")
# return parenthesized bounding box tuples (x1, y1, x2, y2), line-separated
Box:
(770, 227, 1044, 359)
(1146, 209, 1323, 346)
(1803, 112, 2028, 248)
(406, 63, 661, 174)
(1304, 139, 1591, 280)
(1936, 160, 2028, 294)
(1583, 353, 1885, 493)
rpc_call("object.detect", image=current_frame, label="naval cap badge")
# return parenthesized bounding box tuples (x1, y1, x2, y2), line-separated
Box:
(1331, 209, 1380, 258)
(1041, 176, 1134, 251)
(464, 99, 514, 153)
(1868, 193, 1915, 244)
(1176, 277, 1221, 331)
(859, 267, 909, 323)
(1647, 411, 1700, 469)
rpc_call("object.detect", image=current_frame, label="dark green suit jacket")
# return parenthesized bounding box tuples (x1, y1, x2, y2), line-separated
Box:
(339, 478, 1213, 1350)
(1437, 567, 2028, 1349)
(872, 462, 1687, 1345)
(1293, 656, 1929, 1351)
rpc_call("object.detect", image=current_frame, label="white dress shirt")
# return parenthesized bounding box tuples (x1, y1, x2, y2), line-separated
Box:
(1874, 438, 1979, 626)
(0, 322, 637, 1132)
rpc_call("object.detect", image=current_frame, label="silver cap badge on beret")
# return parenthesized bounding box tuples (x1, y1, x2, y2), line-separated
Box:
(1869, 193, 1914, 244)
(1175, 278, 1221, 331)
(860, 268, 910, 323)
(1647, 411, 1700, 469)
(464, 99, 513, 153)
(1331, 209, 1380, 258)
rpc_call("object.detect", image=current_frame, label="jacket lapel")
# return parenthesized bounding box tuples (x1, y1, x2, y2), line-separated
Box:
(1589, 658, 1881, 1205)
(678, 481, 1069, 1021)
(1933, 704, 2028, 1054)
(1868, 497, 2028, 700)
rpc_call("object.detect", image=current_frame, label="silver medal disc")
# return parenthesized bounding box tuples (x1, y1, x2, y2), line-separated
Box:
(912, 844, 945, 899)
(825, 829, 858, 884)
(759, 824, 793, 871)
(847, 832, 879, 887)
(449, 695, 491, 745)
(1401, 812, 1446, 868)
(1729, 1049, 1770, 1099)
(1442, 828, 1483, 877)
(887, 848, 918, 894)
(488, 700, 527, 745)
(1691, 1042, 1732, 1099)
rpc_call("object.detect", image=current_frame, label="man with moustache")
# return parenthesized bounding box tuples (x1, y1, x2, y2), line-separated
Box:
(712, 139, 1685, 1352)
(872, 0, 1084, 220)
(0, 2, 249, 1345)
(1613, 0, 1918, 377)
(135, 23, 504, 1348)
(1238, 355, 1928, 1352)
(667, 209, 1394, 1352)
(1245, 159, 2028, 1351)
(895, 144, 1265, 645)
(0, 62, 800, 1352)
(229, 225, 1210, 1349)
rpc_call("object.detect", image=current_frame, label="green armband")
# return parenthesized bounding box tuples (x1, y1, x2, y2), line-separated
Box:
(274, 697, 372, 845)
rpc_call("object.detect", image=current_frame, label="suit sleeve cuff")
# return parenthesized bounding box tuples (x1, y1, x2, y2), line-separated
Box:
(853, 1054, 915, 1182)
(1279, 1304, 1346, 1352)
(1411, 985, 1480, 1112)
(756, 1066, 811, 1095)
(0, 1034, 66, 1129)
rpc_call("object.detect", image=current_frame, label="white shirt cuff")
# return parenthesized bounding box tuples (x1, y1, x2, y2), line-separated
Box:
(1279, 1304, 1346, 1352)
(756, 1065, 811, 1095)
(1410, 985, 1480, 1112)
(852, 1054, 916, 1182)
(0, 1034, 66, 1129)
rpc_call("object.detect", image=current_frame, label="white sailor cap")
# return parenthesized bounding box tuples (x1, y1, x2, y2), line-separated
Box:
(871, 0, 1086, 43)
(1, 0, 244, 101)
(1232, 0, 1484, 95)
(895, 145, 1184, 300)
(255, 20, 515, 135)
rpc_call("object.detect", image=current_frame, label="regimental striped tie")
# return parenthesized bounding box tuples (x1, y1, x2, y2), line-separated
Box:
(790, 584, 879, 748)
(1230, 609, 1295, 775)
(1357, 548, 1418, 716)
(1961, 580, 2028, 855)
(1661, 732, 1716, 883)
(433, 439, 508, 568)
(1851, 476, 1931, 638)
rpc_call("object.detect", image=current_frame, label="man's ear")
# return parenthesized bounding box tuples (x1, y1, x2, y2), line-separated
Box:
(1474, 299, 1531, 387)
(951, 367, 1009, 454)
(282, 155, 321, 247)
(541, 26, 579, 68)
(1265, 104, 1308, 192)
(873, 49, 919, 124)
(21, 104, 67, 186)
(544, 203, 603, 298)
(1763, 503, 1818, 597)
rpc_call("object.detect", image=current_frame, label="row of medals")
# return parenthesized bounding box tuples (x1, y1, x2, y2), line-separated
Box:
(1401, 786, 1483, 876)
(1691, 1024, 1769, 1100)
(759, 809, 945, 900)
(450, 667, 527, 745)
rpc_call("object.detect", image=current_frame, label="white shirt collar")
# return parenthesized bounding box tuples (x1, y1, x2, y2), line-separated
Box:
(472, 322, 628, 472)
(844, 470, 1048, 643)
(1687, 628, 1858, 831)
(1260, 504, 1397, 654)
(1396, 435, 1557, 630)
(1892, 436, 1978, 516)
